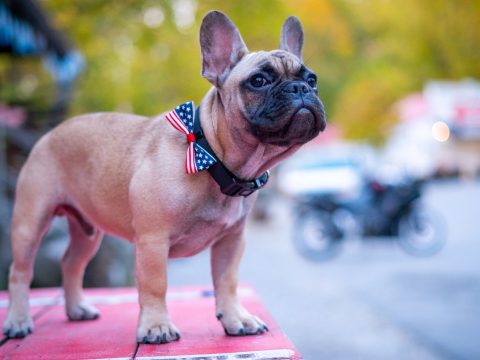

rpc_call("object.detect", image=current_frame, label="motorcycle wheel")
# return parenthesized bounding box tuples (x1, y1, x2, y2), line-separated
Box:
(293, 209, 343, 262)
(397, 205, 446, 257)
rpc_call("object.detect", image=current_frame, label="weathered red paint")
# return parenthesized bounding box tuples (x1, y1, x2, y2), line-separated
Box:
(0, 286, 301, 359)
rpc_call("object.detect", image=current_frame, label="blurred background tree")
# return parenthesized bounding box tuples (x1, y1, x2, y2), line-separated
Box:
(1, 0, 479, 142)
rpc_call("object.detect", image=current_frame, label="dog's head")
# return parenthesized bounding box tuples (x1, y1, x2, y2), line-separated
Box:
(200, 11, 326, 147)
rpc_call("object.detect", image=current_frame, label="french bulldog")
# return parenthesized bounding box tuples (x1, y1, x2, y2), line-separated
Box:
(3, 11, 325, 343)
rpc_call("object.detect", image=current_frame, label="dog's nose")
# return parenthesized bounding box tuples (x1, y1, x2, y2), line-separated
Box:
(282, 81, 310, 95)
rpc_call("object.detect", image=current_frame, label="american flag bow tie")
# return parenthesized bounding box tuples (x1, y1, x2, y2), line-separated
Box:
(165, 101, 217, 174)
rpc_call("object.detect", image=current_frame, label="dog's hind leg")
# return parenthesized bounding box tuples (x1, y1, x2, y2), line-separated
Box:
(61, 207, 103, 321)
(2, 162, 57, 338)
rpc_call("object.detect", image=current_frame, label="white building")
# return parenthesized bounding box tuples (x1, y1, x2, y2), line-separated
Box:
(384, 79, 480, 178)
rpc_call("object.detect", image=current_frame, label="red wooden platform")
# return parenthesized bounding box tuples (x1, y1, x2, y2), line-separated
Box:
(0, 285, 301, 359)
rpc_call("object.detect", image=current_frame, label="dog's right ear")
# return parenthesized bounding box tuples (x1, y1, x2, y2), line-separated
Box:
(200, 11, 248, 87)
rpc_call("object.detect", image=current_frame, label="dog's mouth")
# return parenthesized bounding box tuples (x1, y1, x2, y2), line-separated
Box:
(290, 105, 326, 134)
(248, 103, 326, 147)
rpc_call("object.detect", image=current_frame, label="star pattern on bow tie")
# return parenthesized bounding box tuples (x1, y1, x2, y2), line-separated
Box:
(165, 101, 217, 174)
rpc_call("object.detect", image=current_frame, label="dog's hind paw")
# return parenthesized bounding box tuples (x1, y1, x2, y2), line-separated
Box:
(67, 302, 100, 321)
(3, 314, 34, 338)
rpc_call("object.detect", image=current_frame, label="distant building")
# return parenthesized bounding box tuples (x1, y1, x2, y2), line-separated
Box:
(384, 79, 480, 178)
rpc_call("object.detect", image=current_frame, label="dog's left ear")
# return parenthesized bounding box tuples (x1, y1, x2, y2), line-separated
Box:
(200, 11, 248, 87)
(280, 16, 304, 60)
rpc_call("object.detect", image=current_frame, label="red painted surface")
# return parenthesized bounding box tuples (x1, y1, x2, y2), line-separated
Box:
(0, 286, 301, 359)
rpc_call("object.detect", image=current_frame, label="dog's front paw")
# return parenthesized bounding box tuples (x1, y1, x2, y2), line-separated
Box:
(216, 304, 268, 336)
(136, 317, 180, 344)
(3, 312, 33, 338)
(66, 301, 100, 321)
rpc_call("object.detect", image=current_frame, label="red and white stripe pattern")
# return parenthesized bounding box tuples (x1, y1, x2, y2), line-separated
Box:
(164, 101, 217, 175)
(165, 104, 197, 174)
(165, 108, 188, 134)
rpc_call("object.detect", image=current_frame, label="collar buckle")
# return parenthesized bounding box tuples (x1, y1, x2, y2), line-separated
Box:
(220, 170, 270, 197)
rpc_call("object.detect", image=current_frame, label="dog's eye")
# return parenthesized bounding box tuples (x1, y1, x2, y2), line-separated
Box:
(250, 75, 268, 88)
(307, 76, 317, 89)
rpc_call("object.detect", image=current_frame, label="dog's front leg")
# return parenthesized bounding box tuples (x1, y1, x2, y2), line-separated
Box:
(211, 231, 268, 336)
(135, 234, 180, 344)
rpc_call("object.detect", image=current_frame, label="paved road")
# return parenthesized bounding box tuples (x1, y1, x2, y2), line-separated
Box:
(168, 179, 480, 360)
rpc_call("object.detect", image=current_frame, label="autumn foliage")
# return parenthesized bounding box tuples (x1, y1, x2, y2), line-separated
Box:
(2, 0, 479, 143)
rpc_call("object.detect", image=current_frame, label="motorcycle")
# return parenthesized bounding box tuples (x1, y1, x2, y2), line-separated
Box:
(292, 177, 446, 261)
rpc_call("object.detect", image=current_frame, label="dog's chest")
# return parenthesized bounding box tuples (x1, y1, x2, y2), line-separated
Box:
(168, 197, 250, 258)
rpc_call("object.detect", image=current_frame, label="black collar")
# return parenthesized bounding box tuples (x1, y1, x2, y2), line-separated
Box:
(193, 107, 269, 197)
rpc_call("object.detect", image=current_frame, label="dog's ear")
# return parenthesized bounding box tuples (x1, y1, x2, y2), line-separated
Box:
(280, 16, 304, 60)
(200, 11, 248, 87)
